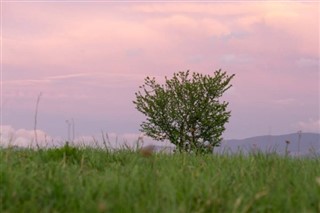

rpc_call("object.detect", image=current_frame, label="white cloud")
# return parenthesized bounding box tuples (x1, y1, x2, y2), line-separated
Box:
(72, 132, 174, 150)
(0, 125, 55, 148)
(296, 119, 320, 133)
(0, 125, 174, 149)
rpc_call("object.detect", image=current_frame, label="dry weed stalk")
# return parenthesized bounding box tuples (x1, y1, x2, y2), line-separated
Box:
(34, 92, 42, 149)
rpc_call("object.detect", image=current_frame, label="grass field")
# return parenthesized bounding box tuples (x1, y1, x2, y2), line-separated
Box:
(1, 145, 319, 213)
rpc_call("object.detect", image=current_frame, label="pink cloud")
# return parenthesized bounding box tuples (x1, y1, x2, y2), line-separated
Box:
(2, 2, 319, 139)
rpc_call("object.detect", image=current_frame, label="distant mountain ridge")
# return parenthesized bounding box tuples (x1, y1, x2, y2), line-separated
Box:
(216, 132, 320, 155)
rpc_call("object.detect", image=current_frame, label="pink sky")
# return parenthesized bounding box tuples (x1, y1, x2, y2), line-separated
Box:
(1, 1, 319, 146)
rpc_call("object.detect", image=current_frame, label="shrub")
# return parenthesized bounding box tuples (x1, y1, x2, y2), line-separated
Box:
(133, 69, 235, 154)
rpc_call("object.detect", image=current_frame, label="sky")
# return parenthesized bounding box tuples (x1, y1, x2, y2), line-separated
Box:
(1, 1, 319, 147)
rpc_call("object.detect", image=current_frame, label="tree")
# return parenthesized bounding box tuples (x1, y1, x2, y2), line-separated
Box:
(133, 69, 235, 154)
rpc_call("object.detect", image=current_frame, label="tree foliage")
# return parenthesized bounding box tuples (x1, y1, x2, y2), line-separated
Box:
(133, 69, 235, 154)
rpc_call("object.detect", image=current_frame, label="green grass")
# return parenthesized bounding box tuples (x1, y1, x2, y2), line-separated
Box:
(1, 145, 319, 213)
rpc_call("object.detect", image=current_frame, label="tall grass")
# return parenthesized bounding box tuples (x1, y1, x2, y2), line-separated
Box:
(1, 145, 319, 213)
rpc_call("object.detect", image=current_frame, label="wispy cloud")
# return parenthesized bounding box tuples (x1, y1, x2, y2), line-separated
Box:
(47, 73, 94, 80)
(296, 58, 319, 68)
(220, 54, 252, 64)
(272, 98, 297, 106)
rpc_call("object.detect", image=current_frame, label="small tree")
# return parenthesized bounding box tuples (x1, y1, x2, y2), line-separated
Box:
(133, 69, 235, 154)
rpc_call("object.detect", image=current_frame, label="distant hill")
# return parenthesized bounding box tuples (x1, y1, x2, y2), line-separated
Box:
(215, 133, 320, 156)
